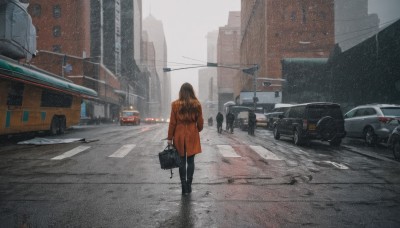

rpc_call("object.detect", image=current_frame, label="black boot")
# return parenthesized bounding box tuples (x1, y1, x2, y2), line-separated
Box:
(187, 178, 192, 194)
(181, 180, 188, 195)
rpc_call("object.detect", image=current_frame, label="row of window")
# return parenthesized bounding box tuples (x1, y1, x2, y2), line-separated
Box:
(31, 4, 61, 18)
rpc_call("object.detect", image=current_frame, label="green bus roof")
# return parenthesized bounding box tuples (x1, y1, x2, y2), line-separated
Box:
(0, 57, 97, 98)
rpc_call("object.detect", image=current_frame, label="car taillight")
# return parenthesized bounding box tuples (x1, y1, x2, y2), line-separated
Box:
(303, 119, 308, 129)
(379, 117, 392, 123)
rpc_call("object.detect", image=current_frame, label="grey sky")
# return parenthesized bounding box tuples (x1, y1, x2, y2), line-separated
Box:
(143, 0, 400, 101)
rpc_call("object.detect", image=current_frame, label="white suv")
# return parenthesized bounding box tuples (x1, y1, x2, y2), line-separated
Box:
(344, 104, 400, 146)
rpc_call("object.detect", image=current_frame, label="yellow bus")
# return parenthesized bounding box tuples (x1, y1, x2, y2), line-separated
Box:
(0, 56, 97, 136)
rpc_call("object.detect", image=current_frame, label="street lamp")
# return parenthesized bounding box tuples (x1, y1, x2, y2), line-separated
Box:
(163, 62, 262, 111)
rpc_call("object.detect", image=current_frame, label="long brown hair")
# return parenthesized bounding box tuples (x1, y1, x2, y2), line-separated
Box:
(177, 83, 201, 121)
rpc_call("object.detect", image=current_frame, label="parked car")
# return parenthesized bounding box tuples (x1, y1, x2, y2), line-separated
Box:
(255, 113, 268, 128)
(120, 110, 141, 126)
(344, 104, 400, 146)
(388, 125, 400, 161)
(265, 106, 293, 129)
(273, 102, 346, 146)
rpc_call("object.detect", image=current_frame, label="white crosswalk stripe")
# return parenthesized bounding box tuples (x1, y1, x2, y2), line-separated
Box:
(51, 146, 91, 160)
(108, 144, 136, 158)
(217, 145, 241, 157)
(249, 145, 282, 160)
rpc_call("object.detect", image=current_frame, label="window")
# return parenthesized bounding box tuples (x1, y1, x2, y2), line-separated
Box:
(31, 4, 41, 17)
(53, 26, 61, 37)
(53, 5, 61, 18)
(302, 6, 307, 24)
(290, 11, 296, 21)
(41, 90, 72, 108)
(319, 11, 326, 20)
(52, 45, 61, 53)
(7, 83, 25, 106)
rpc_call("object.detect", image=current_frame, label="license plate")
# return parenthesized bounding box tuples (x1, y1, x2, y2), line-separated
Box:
(308, 124, 316, 130)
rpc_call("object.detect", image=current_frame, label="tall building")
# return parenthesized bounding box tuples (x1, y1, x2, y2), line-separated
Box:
(142, 31, 161, 117)
(120, 0, 145, 112)
(217, 11, 241, 112)
(90, 0, 121, 76)
(240, 0, 335, 93)
(198, 30, 218, 118)
(28, 0, 90, 57)
(143, 15, 170, 117)
(335, 0, 379, 52)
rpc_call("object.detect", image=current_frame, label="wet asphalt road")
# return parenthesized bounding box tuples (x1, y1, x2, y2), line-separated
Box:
(0, 123, 399, 227)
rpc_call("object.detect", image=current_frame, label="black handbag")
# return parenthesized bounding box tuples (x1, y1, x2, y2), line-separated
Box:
(159, 145, 182, 178)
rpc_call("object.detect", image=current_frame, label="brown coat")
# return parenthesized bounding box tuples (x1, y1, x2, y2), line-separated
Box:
(167, 100, 204, 157)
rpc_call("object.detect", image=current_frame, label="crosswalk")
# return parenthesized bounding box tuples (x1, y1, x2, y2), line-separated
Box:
(48, 144, 348, 170)
(49, 144, 280, 161)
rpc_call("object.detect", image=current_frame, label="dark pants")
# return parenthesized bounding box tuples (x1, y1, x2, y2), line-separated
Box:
(179, 153, 195, 182)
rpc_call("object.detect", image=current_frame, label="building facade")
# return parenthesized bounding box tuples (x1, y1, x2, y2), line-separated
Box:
(143, 15, 170, 118)
(142, 31, 161, 117)
(240, 0, 335, 94)
(217, 11, 241, 112)
(335, 0, 379, 52)
(28, 0, 146, 121)
(28, 0, 90, 58)
(199, 30, 219, 118)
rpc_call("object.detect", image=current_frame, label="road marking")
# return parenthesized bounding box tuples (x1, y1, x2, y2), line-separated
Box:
(51, 146, 91, 160)
(109, 144, 136, 158)
(217, 145, 241, 157)
(249, 145, 282, 160)
(322, 161, 349, 169)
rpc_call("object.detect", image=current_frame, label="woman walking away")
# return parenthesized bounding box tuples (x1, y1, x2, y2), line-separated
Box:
(167, 83, 204, 195)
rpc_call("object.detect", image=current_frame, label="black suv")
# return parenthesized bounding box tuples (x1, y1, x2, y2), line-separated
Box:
(273, 102, 346, 146)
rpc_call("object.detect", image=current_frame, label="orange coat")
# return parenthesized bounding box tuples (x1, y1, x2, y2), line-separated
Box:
(167, 100, 204, 157)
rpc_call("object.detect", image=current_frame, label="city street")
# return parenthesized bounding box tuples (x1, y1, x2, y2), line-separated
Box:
(0, 123, 399, 227)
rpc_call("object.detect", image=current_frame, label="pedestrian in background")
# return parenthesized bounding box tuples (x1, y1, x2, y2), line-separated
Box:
(167, 82, 204, 195)
(216, 112, 223, 133)
(226, 111, 235, 133)
(248, 110, 256, 136)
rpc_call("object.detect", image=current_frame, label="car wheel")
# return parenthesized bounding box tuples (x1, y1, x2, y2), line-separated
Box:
(364, 127, 377, 146)
(393, 141, 400, 161)
(293, 129, 304, 146)
(273, 126, 280, 140)
(329, 138, 342, 146)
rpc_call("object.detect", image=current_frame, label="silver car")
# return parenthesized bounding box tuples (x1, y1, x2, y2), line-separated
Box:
(344, 104, 400, 146)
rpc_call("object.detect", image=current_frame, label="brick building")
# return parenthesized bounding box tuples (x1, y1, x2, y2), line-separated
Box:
(217, 11, 241, 112)
(27, 0, 146, 120)
(240, 0, 335, 93)
(28, 0, 91, 58)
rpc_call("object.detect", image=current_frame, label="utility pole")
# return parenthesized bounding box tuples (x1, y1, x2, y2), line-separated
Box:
(242, 64, 259, 111)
